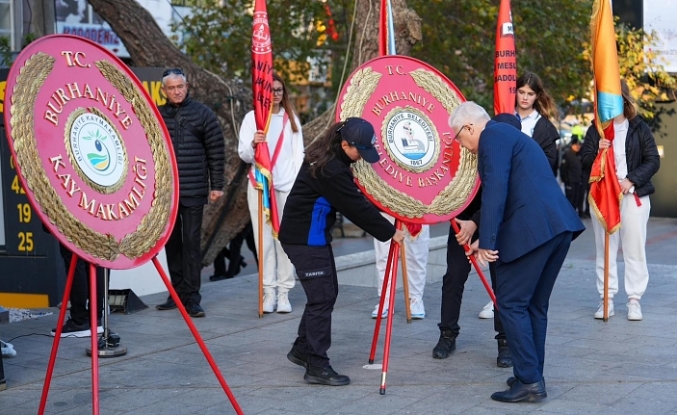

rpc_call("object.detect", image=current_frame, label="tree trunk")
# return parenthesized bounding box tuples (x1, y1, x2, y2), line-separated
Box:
(87, 0, 420, 265)
(302, 0, 421, 142)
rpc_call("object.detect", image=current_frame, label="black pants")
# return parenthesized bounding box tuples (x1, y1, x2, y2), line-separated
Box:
(165, 204, 204, 305)
(281, 243, 337, 368)
(439, 227, 505, 340)
(565, 183, 584, 214)
(59, 244, 105, 326)
(214, 222, 258, 276)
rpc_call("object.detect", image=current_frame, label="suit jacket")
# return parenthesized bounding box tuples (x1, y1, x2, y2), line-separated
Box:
(478, 121, 585, 263)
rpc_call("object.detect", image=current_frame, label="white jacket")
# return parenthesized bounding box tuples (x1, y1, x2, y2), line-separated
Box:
(238, 109, 304, 192)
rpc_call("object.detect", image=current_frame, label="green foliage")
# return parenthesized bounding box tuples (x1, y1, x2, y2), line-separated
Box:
(615, 24, 675, 120)
(0, 36, 12, 67)
(408, 0, 592, 112)
(173, 0, 331, 85)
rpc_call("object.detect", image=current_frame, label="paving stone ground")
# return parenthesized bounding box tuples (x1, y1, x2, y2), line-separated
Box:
(1, 217, 677, 414)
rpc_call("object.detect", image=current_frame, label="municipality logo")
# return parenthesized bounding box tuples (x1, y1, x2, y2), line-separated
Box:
(384, 109, 438, 172)
(68, 110, 127, 190)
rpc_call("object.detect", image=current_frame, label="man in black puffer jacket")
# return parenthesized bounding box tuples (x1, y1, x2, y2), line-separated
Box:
(156, 68, 225, 318)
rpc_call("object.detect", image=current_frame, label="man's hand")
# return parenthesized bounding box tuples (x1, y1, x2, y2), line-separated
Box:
(251, 131, 266, 148)
(454, 218, 477, 246)
(392, 229, 406, 245)
(209, 190, 224, 202)
(599, 138, 611, 150)
(476, 248, 499, 267)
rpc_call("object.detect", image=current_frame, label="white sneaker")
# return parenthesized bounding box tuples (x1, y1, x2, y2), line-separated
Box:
(263, 294, 276, 313)
(479, 301, 494, 319)
(410, 297, 425, 320)
(627, 300, 642, 321)
(371, 304, 388, 319)
(594, 300, 614, 319)
(277, 292, 292, 313)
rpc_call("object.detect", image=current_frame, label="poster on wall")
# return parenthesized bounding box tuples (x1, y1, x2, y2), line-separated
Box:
(644, 0, 677, 73)
(54, 0, 131, 58)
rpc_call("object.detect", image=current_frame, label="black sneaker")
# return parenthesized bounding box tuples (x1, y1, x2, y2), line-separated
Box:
(156, 297, 177, 310)
(304, 365, 350, 386)
(209, 273, 233, 281)
(287, 346, 308, 368)
(50, 319, 102, 338)
(432, 329, 456, 359)
(187, 303, 206, 318)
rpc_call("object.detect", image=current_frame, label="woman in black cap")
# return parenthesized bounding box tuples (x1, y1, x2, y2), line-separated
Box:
(279, 117, 405, 386)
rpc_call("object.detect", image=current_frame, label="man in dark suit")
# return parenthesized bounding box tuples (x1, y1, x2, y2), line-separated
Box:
(449, 103, 585, 403)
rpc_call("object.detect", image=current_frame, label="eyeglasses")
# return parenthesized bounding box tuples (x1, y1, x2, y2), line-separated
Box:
(272, 88, 284, 95)
(453, 124, 473, 141)
(162, 68, 185, 77)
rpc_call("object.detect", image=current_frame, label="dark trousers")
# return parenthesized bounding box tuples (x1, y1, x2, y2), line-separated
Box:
(281, 243, 338, 368)
(496, 231, 572, 384)
(565, 183, 584, 214)
(59, 244, 105, 326)
(165, 204, 204, 305)
(214, 223, 258, 276)
(439, 229, 504, 339)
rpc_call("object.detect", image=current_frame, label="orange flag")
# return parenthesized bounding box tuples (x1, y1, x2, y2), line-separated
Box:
(589, 0, 624, 234)
(493, 0, 517, 115)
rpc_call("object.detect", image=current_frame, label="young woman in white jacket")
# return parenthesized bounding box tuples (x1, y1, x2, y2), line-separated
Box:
(238, 73, 304, 313)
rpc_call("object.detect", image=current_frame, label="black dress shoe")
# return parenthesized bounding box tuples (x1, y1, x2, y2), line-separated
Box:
(156, 297, 177, 310)
(432, 329, 456, 359)
(287, 346, 308, 368)
(492, 379, 547, 403)
(507, 376, 546, 388)
(187, 303, 206, 318)
(209, 273, 233, 281)
(497, 339, 513, 368)
(304, 365, 350, 386)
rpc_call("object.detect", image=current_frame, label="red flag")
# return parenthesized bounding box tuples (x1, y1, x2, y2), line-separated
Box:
(589, 0, 624, 234)
(251, 0, 280, 234)
(493, 0, 517, 115)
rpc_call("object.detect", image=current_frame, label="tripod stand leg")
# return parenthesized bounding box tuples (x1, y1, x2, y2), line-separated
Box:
(380, 241, 401, 395)
(152, 257, 244, 415)
(88, 264, 100, 414)
(369, 240, 397, 364)
(39, 253, 78, 415)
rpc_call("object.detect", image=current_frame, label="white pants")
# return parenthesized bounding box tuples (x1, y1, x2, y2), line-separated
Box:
(591, 194, 651, 300)
(374, 216, 429, 301)
(247, 183, 295, 294)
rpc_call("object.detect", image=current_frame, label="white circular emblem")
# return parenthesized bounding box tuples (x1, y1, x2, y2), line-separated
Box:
(69, 111, 126, 188)
(384, 109, 438, 172)
(252, 12, 272, 54)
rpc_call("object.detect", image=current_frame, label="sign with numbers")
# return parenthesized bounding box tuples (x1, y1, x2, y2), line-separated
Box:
(3, 35, 178, 270)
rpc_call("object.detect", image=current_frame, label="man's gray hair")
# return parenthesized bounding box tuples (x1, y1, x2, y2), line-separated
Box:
(448, 102, 490, 131)
(162, 73, 187, 86)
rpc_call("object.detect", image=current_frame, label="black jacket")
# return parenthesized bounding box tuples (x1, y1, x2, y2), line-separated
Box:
(279, 153, 396, 246)
(531, 116, 560, 175)
(159, 97, 225, 204)
(580, 117, 660, 197)
(560, 147, 583, 185)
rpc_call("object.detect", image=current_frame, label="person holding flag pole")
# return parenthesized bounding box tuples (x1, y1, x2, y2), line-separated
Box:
(238, 0, 304, 316)
(581, 0, 659, 322)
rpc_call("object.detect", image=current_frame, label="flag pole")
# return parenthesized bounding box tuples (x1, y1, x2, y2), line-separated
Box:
(258, 192, 264, 318)
(603, 233, 610, 321)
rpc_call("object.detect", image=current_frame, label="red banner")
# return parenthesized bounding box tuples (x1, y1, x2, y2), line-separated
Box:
(493, 0, 517, 115)
(251, 0, 280, 234)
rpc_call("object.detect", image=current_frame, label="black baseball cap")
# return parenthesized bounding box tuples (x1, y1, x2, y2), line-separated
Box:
(339, 117, 379, 163)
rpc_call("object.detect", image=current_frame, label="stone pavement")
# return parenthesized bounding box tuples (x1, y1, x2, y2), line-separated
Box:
(1, 217, 677, 414)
